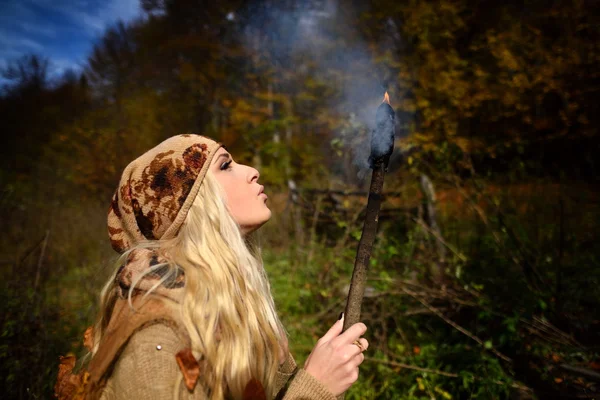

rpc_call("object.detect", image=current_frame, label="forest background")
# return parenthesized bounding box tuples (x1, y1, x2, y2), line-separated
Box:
(1, 0, 599, 399)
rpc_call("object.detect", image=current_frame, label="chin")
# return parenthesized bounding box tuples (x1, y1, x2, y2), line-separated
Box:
(263, 207, 272, 221)
(241, 209, 272, 235)
(254, 209, 272, 229)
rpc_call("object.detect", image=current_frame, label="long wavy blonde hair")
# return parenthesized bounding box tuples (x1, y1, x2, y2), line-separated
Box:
(93, 170, 286, 399)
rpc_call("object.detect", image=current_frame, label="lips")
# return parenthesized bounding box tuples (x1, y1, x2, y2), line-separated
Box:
(258, 185, 264, 196)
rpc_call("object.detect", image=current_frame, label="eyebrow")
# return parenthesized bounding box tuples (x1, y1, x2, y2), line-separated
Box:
(212, 153, 231, 165)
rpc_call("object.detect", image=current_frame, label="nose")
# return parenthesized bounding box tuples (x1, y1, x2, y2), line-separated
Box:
(247, 166, 260, 183)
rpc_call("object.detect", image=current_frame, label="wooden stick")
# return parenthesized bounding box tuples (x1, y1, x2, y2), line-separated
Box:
(343, 159, 386, 332)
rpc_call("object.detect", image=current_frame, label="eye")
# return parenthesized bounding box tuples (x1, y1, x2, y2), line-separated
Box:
(220, 159, 233, 171)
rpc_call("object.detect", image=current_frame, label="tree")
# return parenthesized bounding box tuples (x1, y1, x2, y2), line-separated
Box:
(1, 54, 49, 96)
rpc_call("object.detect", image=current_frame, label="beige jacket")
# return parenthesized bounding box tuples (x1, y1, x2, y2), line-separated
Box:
(89, 297, 337, 400)
(99, 323, 336, 400)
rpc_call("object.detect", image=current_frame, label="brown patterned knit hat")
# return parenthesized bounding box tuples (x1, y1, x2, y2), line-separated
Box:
(108, 134, 222, 253)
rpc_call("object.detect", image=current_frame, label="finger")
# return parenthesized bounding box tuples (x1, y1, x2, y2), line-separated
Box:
(348, 341, 364, 357)
(358, 337, 369, 351)
(333, 322, 367, 346)
(351, 338, 368, 354)
(352, 352, 365, 367)
(319, 316, 344, 343)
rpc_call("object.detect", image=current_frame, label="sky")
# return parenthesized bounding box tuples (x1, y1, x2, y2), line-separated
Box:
(0, 0, 142, 78)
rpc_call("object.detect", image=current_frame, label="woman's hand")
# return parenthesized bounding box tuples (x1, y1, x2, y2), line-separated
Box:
(303, 316, 369, 396)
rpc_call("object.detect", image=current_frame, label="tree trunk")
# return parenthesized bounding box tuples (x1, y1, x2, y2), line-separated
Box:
(420, 174, 446, 284)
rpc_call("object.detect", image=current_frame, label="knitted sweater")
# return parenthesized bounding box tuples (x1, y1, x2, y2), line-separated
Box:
(98, 323, 336, 400)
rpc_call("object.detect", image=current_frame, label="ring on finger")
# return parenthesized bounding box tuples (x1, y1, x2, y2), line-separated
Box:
(353, 339, 365, 352)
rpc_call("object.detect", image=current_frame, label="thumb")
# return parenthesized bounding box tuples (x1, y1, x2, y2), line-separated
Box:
(320, 313, 344, 343)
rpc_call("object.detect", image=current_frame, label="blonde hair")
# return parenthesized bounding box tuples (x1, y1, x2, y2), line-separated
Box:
(93, 170, 285, 399)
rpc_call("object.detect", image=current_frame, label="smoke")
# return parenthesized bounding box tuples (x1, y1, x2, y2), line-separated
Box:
(238, 0, 404, 178)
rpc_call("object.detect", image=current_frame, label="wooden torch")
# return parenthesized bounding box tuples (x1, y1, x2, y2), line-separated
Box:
(342, 92, 395, 333)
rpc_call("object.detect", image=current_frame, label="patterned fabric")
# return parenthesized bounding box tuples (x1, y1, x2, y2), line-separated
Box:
(106, 134, 222, 299)
(108, 134, 221, 252)
(115, 248, 186, 299)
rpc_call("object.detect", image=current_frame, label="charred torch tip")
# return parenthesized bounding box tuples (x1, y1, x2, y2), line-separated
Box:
(383, 91, 391, 105)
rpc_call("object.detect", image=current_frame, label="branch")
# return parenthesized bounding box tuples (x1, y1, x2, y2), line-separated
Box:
(401, 287, 512, 363)
(558, 363, 600, 382)
(290, 188, 404, 197)
(366, 357, 532, 392)
(412, 217, 467, 262)
(33, 229, 50, 293)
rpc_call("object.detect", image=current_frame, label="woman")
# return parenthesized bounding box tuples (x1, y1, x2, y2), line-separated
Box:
(81, 134, 368, 400)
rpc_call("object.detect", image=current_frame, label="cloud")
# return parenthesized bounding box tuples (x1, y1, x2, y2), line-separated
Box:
(16, 37, 44, 51)
(52, 57, 84, 76)
(40, 0, 142, 36)
(0, 0, 142, 77)
(0, 1, 36, 21)
(0, 35, 44, 52)
(20, 22, 57, 38)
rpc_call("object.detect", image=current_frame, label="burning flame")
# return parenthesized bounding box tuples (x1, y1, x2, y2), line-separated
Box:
(383, 91, 391, 105)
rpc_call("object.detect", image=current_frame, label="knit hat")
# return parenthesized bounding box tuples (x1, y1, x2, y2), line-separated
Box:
(107, 134, 222, 297)
(108, 134, 222, 252)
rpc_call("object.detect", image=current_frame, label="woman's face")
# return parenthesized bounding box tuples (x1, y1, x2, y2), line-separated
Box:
(210, 147, 271, 234)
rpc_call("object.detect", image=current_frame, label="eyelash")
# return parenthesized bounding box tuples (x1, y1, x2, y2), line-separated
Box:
(220, 160, 233, 170)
